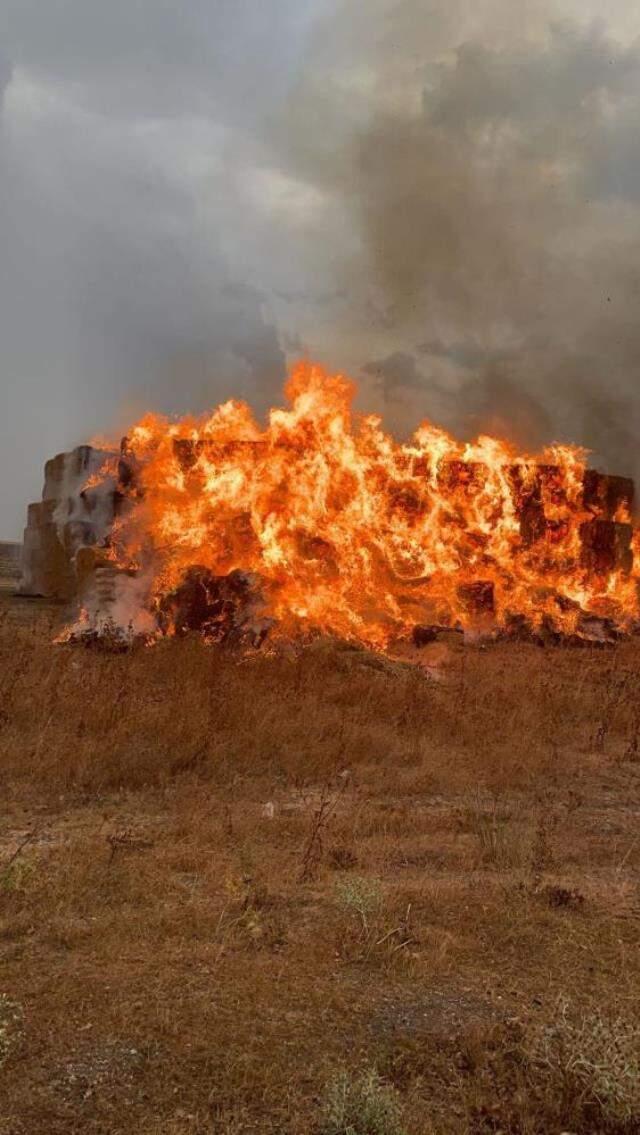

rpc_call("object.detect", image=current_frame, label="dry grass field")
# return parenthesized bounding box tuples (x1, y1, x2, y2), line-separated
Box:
(1, 593, 640, 1133)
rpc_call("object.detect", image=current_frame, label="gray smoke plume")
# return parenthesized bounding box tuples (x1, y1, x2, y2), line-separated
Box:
(2, 1, 640, 535)
(272, 10, 640, 476)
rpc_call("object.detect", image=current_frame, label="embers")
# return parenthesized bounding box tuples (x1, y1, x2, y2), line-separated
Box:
(580, 519, 633, 575)
(158, 566, 273, 646)
(508, 464, 566, 547)
(387, 484, 426, 518)
(583, 470, 634, 520)
(438, 460, 487, 493)
(458, 580, 495, 616)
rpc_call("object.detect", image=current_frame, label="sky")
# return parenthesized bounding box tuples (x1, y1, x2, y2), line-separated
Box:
(2, 0, 640, 535)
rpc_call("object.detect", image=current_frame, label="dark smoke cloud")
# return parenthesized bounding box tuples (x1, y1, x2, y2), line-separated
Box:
(272, 13, 640, 474)
(364, 352, 429, 399)
(2, 1, 640, 534)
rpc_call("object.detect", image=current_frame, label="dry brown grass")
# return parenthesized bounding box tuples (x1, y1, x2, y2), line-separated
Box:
(1, 596, 640, 1132)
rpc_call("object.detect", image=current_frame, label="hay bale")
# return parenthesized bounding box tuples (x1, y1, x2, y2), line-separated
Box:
(580, 519, 633, 575)
(583, 470, 634, 519)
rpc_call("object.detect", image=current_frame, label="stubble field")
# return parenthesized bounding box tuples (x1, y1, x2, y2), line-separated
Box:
(0, 593, 639, 1134)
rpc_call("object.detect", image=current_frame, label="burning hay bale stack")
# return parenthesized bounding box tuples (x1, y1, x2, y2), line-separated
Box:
(20, 363, 640, 651)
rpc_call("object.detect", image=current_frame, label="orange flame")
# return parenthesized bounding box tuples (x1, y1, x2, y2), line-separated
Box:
(85, 361, 640, 645)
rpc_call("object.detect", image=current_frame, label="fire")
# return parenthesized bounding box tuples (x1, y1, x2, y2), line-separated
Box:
(75, 361, 639, 646)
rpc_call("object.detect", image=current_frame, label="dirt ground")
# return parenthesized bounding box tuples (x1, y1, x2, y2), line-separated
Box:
(0, 592, 639, 1134)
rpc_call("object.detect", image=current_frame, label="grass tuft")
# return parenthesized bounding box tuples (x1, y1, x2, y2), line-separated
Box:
(320, 1067, 407, 1135)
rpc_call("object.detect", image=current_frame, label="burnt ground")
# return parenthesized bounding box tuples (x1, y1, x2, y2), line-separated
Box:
(0, 592, 640, 1133)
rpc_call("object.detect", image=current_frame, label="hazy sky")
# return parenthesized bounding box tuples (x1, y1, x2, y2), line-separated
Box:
(2, 1, 640, 535)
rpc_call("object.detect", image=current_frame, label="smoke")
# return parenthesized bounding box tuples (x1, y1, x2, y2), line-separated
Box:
(271, 11, 640, 473)
(3, 0, 640, 535)
(0, 0, 319, 534)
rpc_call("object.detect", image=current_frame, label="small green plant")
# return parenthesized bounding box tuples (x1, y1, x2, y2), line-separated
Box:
(0, 856, 35, 894)
(333, 877, 414, 963)
(334, 876, 383, 935)
(528, 998, 640, 1125)
(320, 1067, 407, 1135)
(0, 994, 23, 1067)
